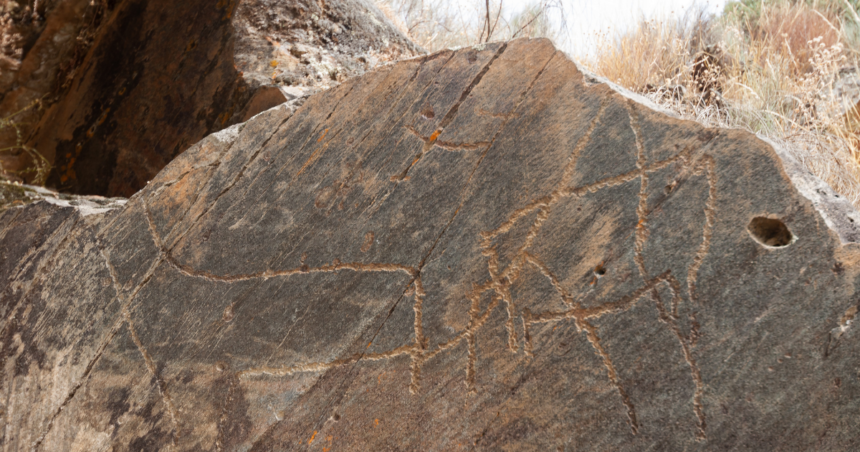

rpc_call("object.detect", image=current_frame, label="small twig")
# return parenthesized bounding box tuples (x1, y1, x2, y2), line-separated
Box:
(489, 0, 502, 42)
(510, 3, 544, 40)
(810, 8, 840, 35)
(484, 0, 491, 43)
(844, 0, 860, 24)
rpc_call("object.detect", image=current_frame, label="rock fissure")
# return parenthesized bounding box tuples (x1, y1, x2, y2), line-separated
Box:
(394, 43, 509, 181)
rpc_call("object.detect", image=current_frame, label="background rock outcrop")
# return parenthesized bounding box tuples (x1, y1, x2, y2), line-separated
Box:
(0, 0, 420, 196)
(1, 38, 859, 451)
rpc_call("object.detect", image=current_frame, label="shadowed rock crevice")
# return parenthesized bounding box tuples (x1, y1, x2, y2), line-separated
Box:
(0, 0, 421, 197)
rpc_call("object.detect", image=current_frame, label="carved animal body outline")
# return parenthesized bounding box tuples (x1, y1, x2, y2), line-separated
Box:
(131, 98, 716, 442)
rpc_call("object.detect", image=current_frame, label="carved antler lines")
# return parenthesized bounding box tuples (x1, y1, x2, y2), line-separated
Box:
(130, 99, 717, 441)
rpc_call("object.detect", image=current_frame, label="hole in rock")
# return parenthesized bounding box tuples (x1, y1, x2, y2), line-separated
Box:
(747, 216, 793, 248)
(421, 105, 435, 119)
(593, 264, 606, 277)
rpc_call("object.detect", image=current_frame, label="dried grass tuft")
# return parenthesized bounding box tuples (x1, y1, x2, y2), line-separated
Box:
(375, 0, 563, 51)
(585, 0, 860, 209)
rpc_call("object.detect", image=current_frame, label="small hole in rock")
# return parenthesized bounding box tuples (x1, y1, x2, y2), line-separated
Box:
(748, 217, 793, 247)
(421, 105, 435, 119)
(593, 264, 606, 277)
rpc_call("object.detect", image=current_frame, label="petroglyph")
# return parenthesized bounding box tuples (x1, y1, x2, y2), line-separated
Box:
(404, 125, 492, 152)
(131, 95, 718, 441)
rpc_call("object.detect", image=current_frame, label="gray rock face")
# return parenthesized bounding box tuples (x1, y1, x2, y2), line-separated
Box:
(1, 38, 859, 451)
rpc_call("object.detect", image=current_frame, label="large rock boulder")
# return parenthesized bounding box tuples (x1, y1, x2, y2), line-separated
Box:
(1, 38, 859, 451)
(0, 0, 420, 196)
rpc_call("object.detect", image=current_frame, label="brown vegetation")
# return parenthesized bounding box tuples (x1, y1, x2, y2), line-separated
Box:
(374, 0, 562, 50)
(584, 0, 860, 208)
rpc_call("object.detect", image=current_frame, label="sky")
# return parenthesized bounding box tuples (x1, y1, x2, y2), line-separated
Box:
(502, 0, 728, 56)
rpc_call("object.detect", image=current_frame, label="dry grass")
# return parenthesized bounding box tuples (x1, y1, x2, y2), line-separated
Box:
(584, 0, 860, 209)
(375, 0, 562, 51)
(587, 17, 699, 93)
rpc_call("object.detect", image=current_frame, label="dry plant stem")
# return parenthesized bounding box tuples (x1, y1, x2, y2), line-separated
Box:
(845, 0, 860, 24)
(484, 0, 491, 43)
(378, 0, 561, 51)
(585, 0, 860, 209)
(0, 99, 50, 185)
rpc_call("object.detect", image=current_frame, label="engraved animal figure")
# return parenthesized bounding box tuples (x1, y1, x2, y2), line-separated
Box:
(138, 99, 715, 441)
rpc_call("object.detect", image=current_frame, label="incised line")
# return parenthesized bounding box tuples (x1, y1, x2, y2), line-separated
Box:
(125, 310, 181, 442)
(624, 100, 707, 439)
(103, 60, 720, 444)
(394, 43, 508, 181)
(32, 226, 168, 451)
(687, 155, 717, 307)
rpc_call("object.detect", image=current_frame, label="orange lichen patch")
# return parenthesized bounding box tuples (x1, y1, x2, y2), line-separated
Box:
(374, 418, 379, 427)
(65, 153, 71, 158)
(297, 146, 325, 176)
(220, 0, 237, 20)
(429, 129, 442, 141)
(216, 0, 236, 18)
(361, 231, 374, 252)
(218, 107, 234, 126)
(98, 108, 111, 125)
(317, 128, 329, 143)
(308, 430, 317, 445)
(270, 60, 279, 67)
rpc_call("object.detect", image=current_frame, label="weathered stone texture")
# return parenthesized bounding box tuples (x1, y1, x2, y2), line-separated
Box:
(0, 0, 420, 197)
(1, 38, 859, 451)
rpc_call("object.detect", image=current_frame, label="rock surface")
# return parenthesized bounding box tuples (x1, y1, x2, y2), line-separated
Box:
(0, 0, 420, 196)
(2, 38, 860, 451)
